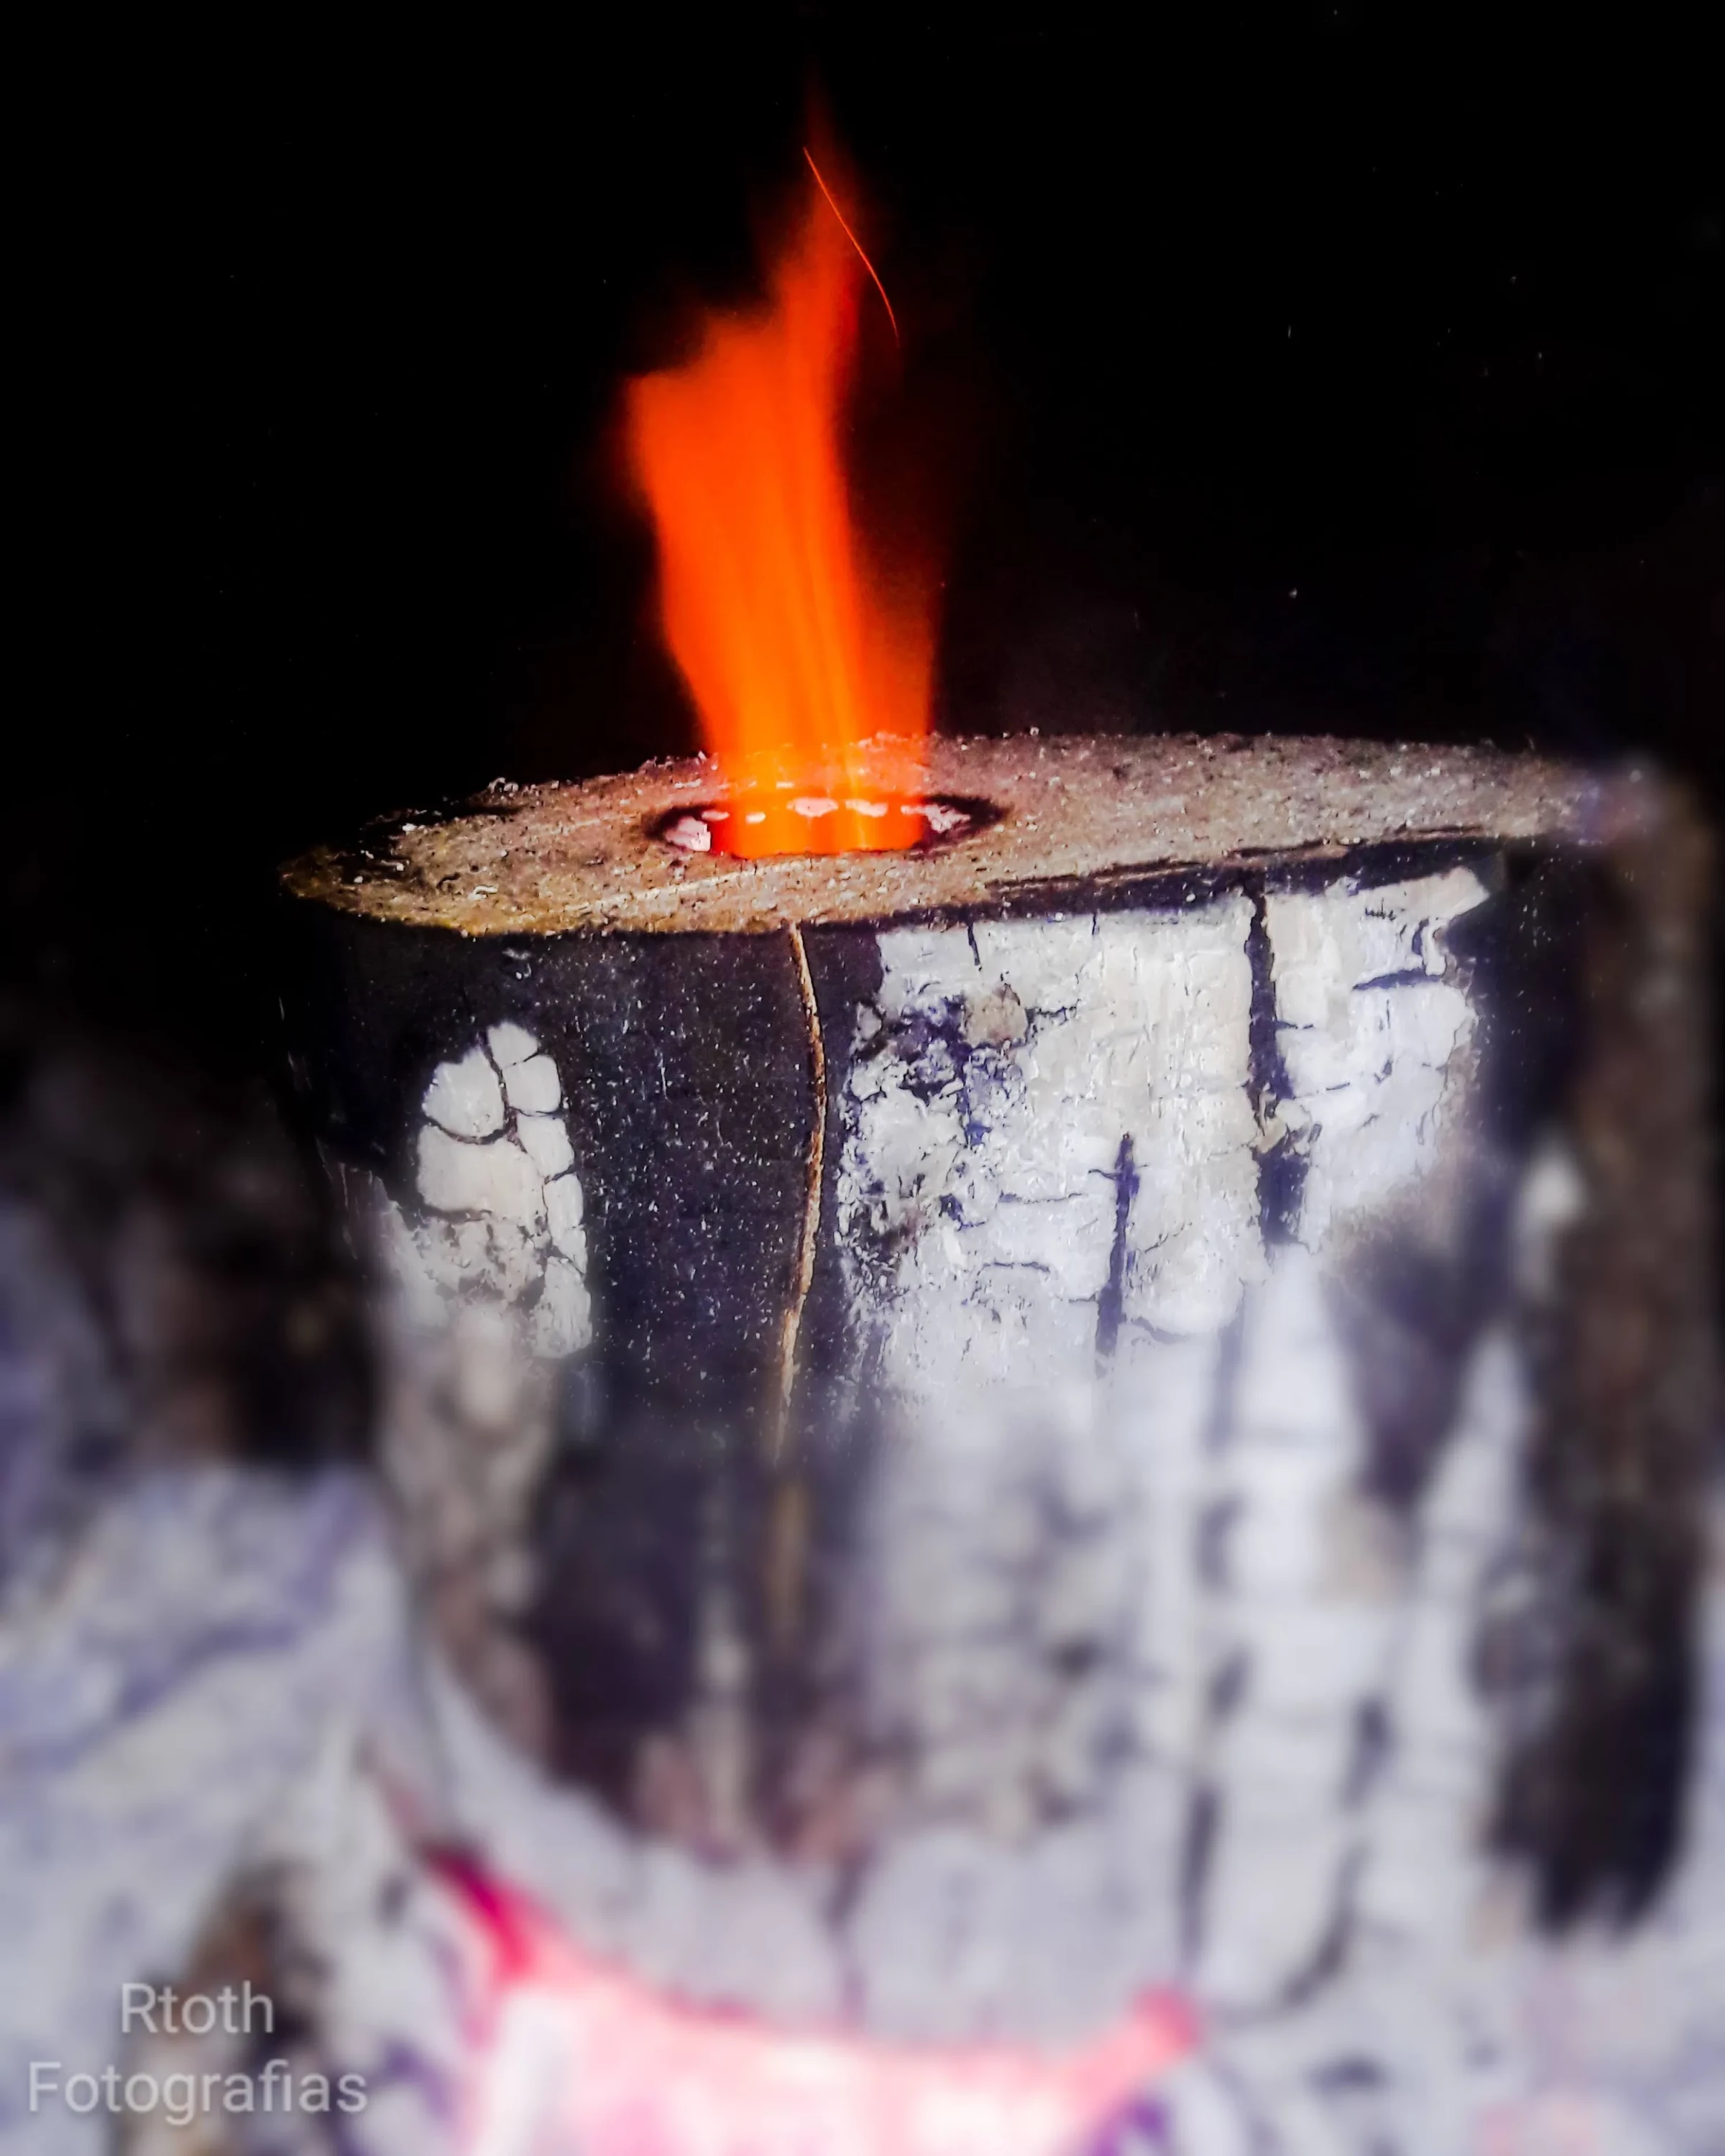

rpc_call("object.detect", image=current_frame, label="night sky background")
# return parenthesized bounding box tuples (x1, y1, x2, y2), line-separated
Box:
(10, 5, 1721, 1061)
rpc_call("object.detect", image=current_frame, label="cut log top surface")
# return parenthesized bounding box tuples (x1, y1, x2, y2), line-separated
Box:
(282, 733, 1636, 936)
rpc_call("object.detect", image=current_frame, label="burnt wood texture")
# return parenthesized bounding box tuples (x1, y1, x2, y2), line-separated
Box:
(280, 736, 1711, 2028)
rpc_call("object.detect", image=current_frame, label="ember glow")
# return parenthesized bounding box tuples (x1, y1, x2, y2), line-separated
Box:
(659, 794, 978, 857)
(449, 1859, 1196, 2156)
(624, 152, 935, 857)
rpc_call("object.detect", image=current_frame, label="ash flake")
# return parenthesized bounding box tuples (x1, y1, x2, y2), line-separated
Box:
(909, 802, 970, 835)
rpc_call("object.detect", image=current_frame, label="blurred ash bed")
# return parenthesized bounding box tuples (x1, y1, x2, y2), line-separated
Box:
(1, 990, 1723, 2156)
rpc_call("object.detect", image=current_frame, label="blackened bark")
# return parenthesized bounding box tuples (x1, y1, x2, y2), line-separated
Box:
(1491, 812, 1716, 1923)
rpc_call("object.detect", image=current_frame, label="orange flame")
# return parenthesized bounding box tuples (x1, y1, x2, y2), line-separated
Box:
(625, 152, 933, 857)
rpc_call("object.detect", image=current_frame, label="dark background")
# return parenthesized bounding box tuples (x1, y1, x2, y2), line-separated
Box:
(10, 4, 1721, 1059)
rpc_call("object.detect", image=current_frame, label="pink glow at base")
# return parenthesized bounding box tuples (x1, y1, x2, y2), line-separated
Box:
(441, 1855, 1197, 2156)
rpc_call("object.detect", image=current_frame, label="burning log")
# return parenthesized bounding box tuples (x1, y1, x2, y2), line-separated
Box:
(278, 730, 1712, 2086)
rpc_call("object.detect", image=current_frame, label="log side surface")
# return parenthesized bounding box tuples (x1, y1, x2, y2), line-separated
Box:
(276, 735, 1711, 2047)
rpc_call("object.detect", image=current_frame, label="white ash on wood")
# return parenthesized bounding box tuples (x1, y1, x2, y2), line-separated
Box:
(10, 1467, 1724, 2156)
(280, 732, 1713, 2052)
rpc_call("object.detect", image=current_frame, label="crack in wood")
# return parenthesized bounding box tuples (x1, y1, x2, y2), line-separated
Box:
(765, 924, 829, 1662)
(1245, 879, 1305, 1245)
(771, 924, 828, 1461)
(1094, 1132, 1137, 1363)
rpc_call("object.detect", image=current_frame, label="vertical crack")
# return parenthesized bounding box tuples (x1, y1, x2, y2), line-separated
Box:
(771, 924, 828, 1461)
(1095, 1132, 1138, 1363)
(1246, 880, 1305, 1244)
(1180, 1299, 1247, 1976)
(764, 926, 828, 1672)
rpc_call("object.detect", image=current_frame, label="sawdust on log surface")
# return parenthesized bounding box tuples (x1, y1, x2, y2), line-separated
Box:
(282, 733, 1652, 937)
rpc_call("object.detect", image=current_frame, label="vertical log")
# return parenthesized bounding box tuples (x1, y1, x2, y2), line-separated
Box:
(280, 734, 1712, 2042)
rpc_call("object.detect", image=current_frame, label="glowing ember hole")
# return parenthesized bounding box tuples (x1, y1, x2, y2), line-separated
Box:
(656, 795, 995, 859)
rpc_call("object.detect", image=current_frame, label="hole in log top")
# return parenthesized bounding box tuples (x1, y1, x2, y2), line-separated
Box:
(280, 733, 1632, 939)
(653, 795, 998, 860)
